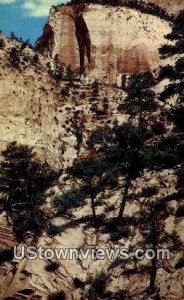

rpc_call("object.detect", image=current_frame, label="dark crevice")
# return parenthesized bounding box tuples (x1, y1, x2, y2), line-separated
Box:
(73, 9, 91, 73)
(35, 23, 54, 54)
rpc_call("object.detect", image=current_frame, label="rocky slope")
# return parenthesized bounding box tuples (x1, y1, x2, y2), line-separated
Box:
(0, 34, 121, 168)
(36, 3, 171, 83)
(144, 0, 184, 15)
(0, 2, 183, 300)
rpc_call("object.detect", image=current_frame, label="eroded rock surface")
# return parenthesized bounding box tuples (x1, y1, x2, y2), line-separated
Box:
(36, 4, 171, 83)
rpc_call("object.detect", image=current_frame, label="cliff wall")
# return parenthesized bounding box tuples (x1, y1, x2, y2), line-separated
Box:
(36, 4, 171, 83)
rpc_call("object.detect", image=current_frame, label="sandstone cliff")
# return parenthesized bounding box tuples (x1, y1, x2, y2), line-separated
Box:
(0, 2, 184, 300)
(36, 4, 171, 83)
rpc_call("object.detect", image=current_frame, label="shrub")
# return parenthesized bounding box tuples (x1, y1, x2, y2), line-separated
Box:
(0, 38, 5, 49)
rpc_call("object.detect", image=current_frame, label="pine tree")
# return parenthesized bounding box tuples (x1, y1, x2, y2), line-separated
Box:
(118, 72, 157, 127)
(159, 10, 184, 104)
(68, 156, 112, 228)
(0, 142, 57, 240)
(87, 124, 152, 222)
(9, 47, 20, 69)
(0, 38, 5, 50)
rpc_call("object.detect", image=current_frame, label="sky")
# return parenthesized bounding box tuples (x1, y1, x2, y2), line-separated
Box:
(0, 0, 67, 45)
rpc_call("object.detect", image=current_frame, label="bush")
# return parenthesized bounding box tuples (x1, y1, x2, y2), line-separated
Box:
(0, 38, 5, 49)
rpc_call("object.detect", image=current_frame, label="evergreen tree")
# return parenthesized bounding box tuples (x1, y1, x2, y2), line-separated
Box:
(9, 47, 20, 69)
(0, 38, 5, 50)
(140, 195, 182, 296)
(68, 156, 112, 228)
(118, 72, 157, 127)
(87, 124, 152, 222)
(159, 10, 184, 103)
(160, 10, 184, 58)
(0, 142, 57, 240)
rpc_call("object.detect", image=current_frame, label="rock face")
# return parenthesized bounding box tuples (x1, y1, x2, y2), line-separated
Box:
(0, 34, 123, 168)
(36, 4, 171, 83)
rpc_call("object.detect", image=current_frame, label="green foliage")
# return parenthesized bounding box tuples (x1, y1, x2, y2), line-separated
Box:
(118, 72, 156, 126)
(67, 153, 117, 226)
(54, 188, 87, 214)
(69, 157, 109, 180)
(142, 147, 179, 171)
(159, 10, 184, 105)
(87, 126, 116, 149)
(0, 142, 57, 240)
(160, 10, 184, 57)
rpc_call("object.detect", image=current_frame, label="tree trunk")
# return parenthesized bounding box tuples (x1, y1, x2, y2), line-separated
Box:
(118, 177, 131, 221)
(89, 182, 97, 228)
